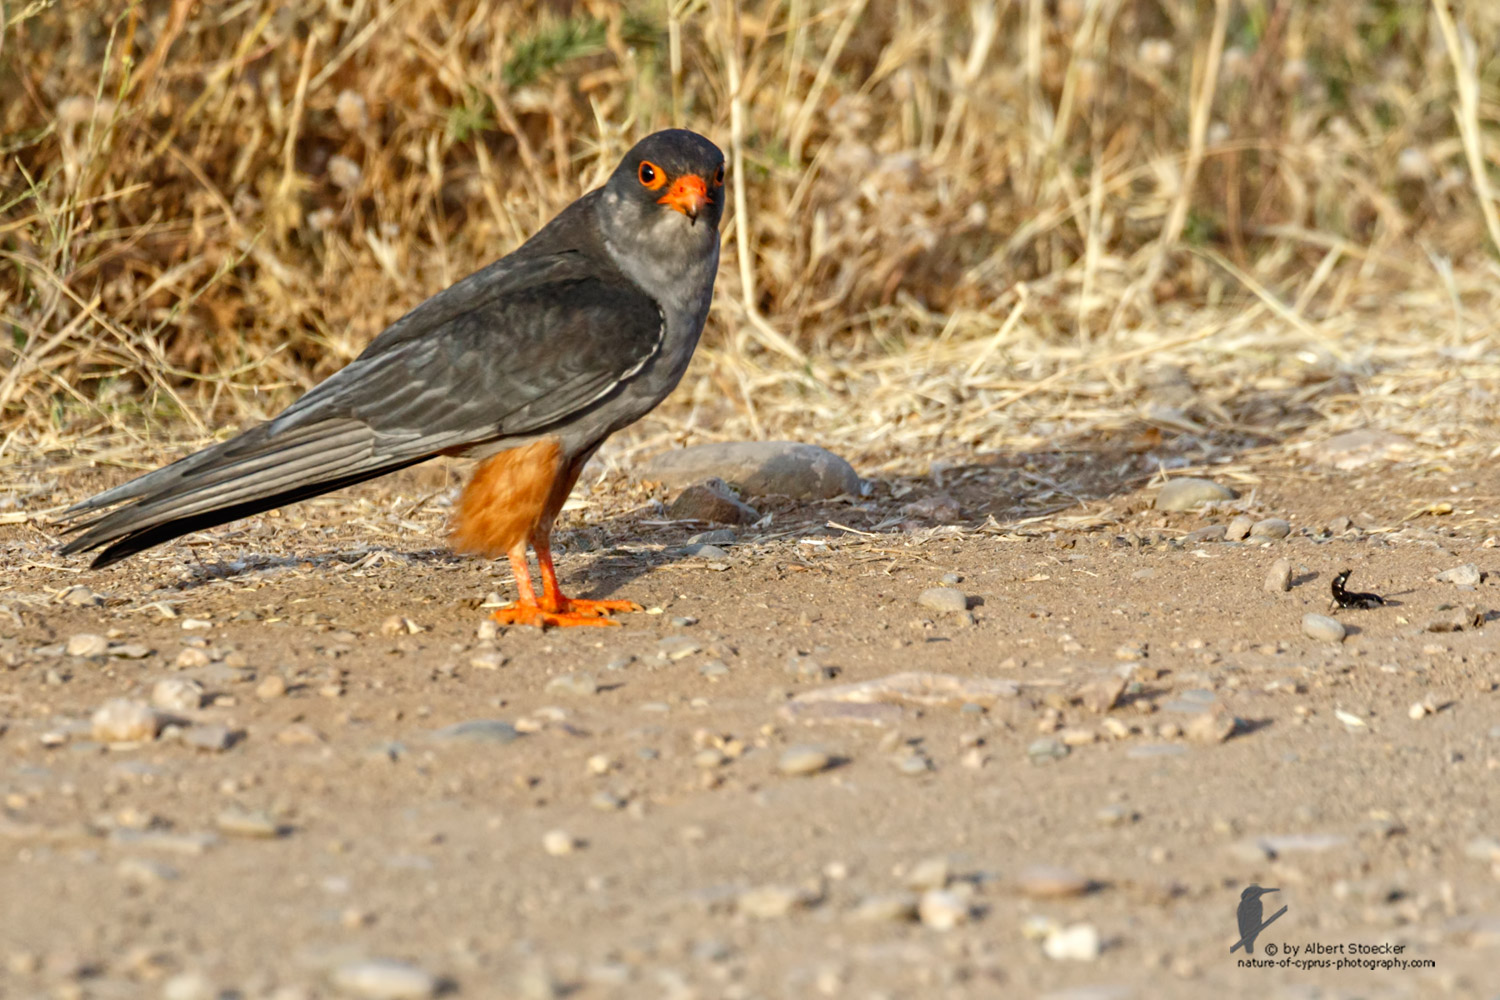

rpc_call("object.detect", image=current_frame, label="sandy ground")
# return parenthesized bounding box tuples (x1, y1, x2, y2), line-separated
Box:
(1, 441, 1498, 1000)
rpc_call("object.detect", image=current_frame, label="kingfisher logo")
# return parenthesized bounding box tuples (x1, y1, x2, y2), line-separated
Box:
(1229, 885, 1286, 954)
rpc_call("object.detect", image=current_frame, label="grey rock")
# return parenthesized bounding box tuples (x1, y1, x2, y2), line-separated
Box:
(917, 587, 969, 614)
(1028, 738, 1069, 763)
(1154, 478, 1236, 511)
(1302, 614, 1346, 643)
(1435, 563, 1482, 587)
(642, 441, 861, 499)
(429, 719, 519, 745)
(1264, 558, 1293, 593)
(680, 543, 730, 560)
(1225, 515, 1254, 541)
(109, 643, 153, 659)
(1183, 524, 1227, 544)
(1327, 515, 1354, 535)
(330, 958, 439, 999)
(1125, 744, 1187, 758)
(667, 478, 759, 524)
(1249, 517, 1291, 540)
(688, 528, 737, 546)
(183, 724, 236, 752)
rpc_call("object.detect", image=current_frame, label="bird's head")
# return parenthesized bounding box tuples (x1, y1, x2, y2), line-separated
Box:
(599, 129, 725, 271)
(1241, 886, 1279, 900)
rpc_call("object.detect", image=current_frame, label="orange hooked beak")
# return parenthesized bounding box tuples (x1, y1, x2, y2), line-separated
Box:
(658, 174, 710, 223)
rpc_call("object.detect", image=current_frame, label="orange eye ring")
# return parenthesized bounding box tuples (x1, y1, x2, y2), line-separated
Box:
(712, 165, 725, 187)
(638, 160, 667, 190)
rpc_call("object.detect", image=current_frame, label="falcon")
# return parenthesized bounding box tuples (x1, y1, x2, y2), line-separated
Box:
(57, 129, 726, 628)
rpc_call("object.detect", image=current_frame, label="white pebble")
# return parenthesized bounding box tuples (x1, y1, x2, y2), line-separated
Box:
(91, 699, 161, 743)
(542, 830, 578, 856)
(1043, 922, 1102, 961)
(152, 677, 205, 712)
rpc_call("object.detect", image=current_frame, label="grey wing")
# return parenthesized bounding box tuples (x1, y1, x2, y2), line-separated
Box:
(56, 256, 663, 566)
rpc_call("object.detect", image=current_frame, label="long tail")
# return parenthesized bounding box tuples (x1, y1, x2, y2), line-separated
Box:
(57, 418, 428, 568)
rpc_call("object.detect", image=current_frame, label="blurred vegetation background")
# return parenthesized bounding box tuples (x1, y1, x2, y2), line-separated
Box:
(2, 0, 1497, 467)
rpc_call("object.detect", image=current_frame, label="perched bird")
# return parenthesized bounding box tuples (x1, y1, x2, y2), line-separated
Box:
(57, 129, 726, 628)
(1230, 885, 1282, 954)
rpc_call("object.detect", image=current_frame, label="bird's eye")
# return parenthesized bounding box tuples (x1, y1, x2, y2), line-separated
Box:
(712, 165, 725, 187)
(638, 161, 665, 190)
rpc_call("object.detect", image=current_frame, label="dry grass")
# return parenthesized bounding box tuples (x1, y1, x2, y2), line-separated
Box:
(3, 0, 1499, 484)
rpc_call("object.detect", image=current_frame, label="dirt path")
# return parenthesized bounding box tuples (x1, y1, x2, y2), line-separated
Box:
(1, 451, 1497, 999)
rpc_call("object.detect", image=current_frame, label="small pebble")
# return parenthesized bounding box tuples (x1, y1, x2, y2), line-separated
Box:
(1185, 705, 1238, 743)
(429, 720, 519, 745)
(1249, 517, 1291, 540)
(1183, 524, 1226, 544)
(1079, 676, 1126, 713)
(738, 884, 817, 919)
(657, 636, 702, 661)
(905, 857, 950, 890)
(216, 807, 281, 839)
(1018, 865, 1092, 899)
(1264, 558, 1293, 593)
(699, 659, 730, 680)
(183, 724, 235, 752)
(917, 587, 968, 614)
(544, 672, 598, 696)
(893, 750, 933, 775)
(590, 790, 626, 812)
(917, 889, 969, 930)
(66, 633, 109, 658)
(174, 647, 212, 669)
(1043, 923, 1102, 961)
(91, 700, 161, 743)
(61, 585, 104, 607)
(542, 830, 578, 856)
(163, 972, 216, 1000)
(256, 675, 288, 700)
(152, 677, 204, 713)
(1155, 478, 1235, 511)
(778, 745, 834, 776)
(1225, 515, 1254, 541)
(468, 652, 506, 671)
(849, 893, 918, 923)
(1327, 515, 1354, 534)
(1302, 613, 1346, 643)
(1027, 737, 1069, 763)
(330, 958, 438, 999)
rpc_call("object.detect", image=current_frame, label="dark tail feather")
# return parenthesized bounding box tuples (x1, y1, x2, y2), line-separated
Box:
(57, 417, 431, 566)
(78, 461, 425, 567)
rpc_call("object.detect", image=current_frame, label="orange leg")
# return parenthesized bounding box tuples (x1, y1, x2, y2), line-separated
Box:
(491, 541, 638, 629)
(454, 440, 641, 629)
(535, 536, 642, 620)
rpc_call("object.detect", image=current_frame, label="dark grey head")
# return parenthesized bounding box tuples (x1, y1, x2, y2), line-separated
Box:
(598, 129, 725, 281)
(1241, 886, 1278, 901)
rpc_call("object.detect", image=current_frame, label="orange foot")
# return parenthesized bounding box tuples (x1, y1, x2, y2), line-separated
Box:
(491, 598, 643, 629)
